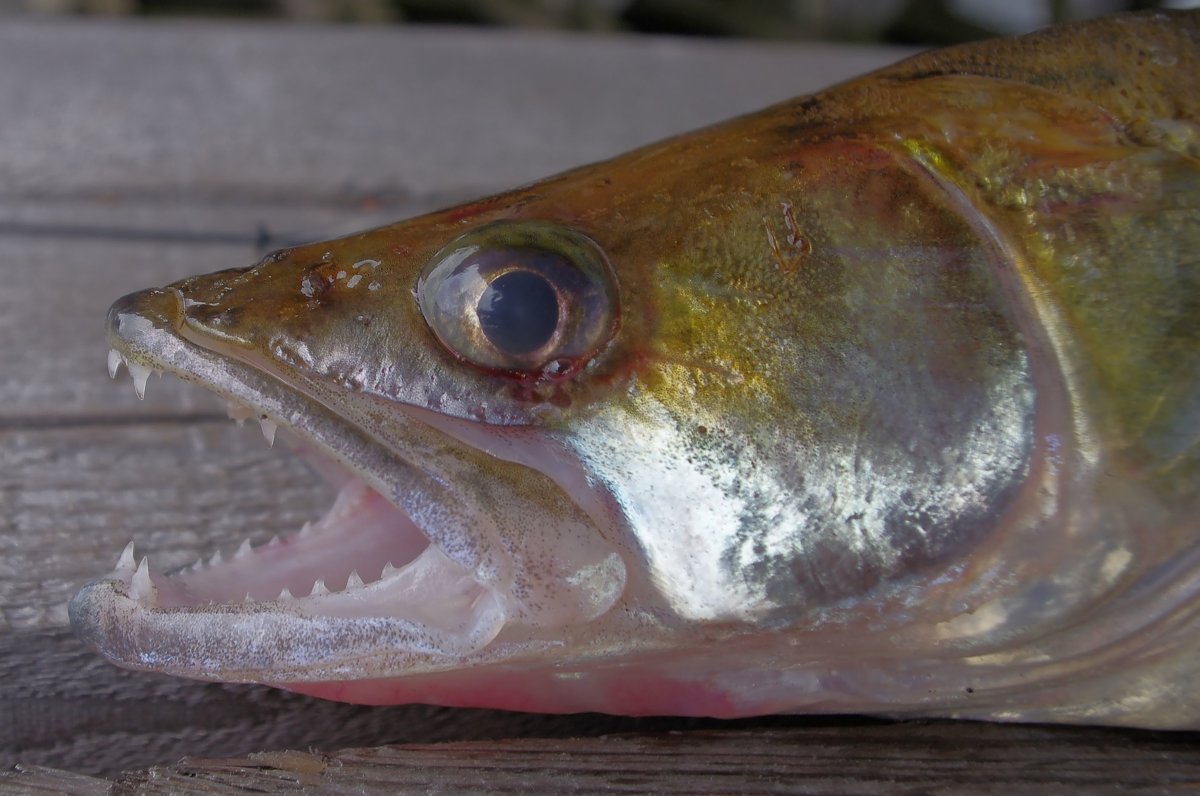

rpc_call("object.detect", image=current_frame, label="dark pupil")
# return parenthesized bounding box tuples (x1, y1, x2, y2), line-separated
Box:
(477, 269, 559, 355)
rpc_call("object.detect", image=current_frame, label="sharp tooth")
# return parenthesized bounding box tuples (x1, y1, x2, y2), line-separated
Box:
(267, 535, 282, 547)
(259, 417, 277, 447)
(190, 557, 204, 571)
(235, 538, 253, 559)
(243, 592, 253, 603)
(310, 578, 329, 597)
(299, 520, 313, 538)
(225, 399, 252, 424)
(115, 540, 137, 575)
(107, 349, 123, 379)
(346, 571, 364, 590)
(381, 562, 398, 578)
(127, 361, 152, 400)
(209, 549, 224, 566)
(129, 557, 156, 603)
(278, 586, 293, 600)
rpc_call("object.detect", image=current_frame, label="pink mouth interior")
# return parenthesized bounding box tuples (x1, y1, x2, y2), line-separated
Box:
(154, 434, 433, 608)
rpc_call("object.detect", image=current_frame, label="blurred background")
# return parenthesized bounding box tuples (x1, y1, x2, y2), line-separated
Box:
(0, 0, 1197, 44)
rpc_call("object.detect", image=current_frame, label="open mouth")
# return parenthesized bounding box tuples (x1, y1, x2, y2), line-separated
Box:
(69, 288, 626, 682)
(102, 364, 490, 634)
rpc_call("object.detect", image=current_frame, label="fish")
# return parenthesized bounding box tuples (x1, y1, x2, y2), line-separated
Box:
(70, 10, 1200, 729)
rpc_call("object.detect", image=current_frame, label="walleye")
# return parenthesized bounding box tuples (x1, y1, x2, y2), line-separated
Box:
(71, 12, 1199, 729)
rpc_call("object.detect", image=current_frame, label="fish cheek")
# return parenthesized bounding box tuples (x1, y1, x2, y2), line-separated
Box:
(636, 140, 1043, 620)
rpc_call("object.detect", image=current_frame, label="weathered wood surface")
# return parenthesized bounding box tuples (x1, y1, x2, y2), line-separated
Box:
(1, 15, 1197, 793)
(8, 723, 1200, 795)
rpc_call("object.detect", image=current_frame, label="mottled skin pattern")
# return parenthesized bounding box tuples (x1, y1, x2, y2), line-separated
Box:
(76, 12, 1199, 727)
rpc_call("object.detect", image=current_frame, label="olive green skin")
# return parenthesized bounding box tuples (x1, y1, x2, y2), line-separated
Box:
(90, 12, 1200, 726)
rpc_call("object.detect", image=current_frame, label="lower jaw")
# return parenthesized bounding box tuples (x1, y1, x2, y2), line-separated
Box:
(69, 570, 512, 680)
(69, 436, 519, 674)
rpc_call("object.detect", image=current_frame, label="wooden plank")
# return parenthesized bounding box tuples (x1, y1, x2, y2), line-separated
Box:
(7, 723, 1200, 794)
(1, 764, 109, 795)
(0, 20, 908, 200)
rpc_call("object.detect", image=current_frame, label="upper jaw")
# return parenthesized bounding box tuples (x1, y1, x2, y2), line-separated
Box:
(70, 287, 627, 682)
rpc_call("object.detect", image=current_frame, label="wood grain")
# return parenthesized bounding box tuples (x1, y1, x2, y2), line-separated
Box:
(8, 723, 1200, 794)
(2, 15, 1196, 794)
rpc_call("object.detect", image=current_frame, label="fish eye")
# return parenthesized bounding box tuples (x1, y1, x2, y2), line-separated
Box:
(417, 221, 619, 378)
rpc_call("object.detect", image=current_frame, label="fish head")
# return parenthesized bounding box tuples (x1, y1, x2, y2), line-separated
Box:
(70, 108, 1039, 715)
(71, 13, 1200, 725)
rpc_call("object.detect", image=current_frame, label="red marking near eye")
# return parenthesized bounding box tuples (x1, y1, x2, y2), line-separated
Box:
(446, 199, 497, 223)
